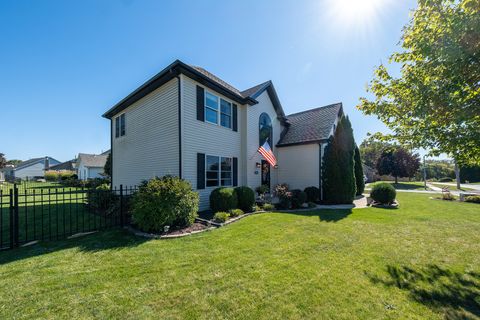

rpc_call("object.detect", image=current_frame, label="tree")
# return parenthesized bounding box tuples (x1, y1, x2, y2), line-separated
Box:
(0, 153, 6, 169)
(377, 148, 421, 183)
(359, 134, 394, 169)
(322, 116, 356, 204)
(354, 146, 365, 195)
(6, 159, 22, 166)
(358, 0, 480, 169)
(104, 153, 112, 177)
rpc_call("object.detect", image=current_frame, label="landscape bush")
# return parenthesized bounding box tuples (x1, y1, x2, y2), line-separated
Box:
(304, 186, 320, 203)
(442, 192, 456, 201)
(274, 183, 291, 209)
(255, 185, 269, 196)
(132, 176, 199, 232)
(308, 202, 317, 208)
(229, 208, 244, 218)
(465, 196, 480, 204)
(234, 186, 255, 212)
(291, 189, 307, 209)
(370, 183, 396, 204)
(213, 212, 229, 223)
(439, 177, 453, 182)
(262, 203, 275, 211)
(210, 187, 238, 212)
(44, 171, 59, 182)
(87, 183, 117, 212)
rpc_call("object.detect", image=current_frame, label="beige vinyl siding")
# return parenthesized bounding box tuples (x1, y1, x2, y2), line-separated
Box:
(277, 144, 320, 190)
(112, 78, 179, 189)
(181, 75, 244, 211)
(245, 91, 282, 191)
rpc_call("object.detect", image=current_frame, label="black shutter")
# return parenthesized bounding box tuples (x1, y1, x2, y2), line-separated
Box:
(197, 153, 205, 189)
(233, 157, 238, 186)
(232, 104, 238, 132)
(196, 86, 205, 121)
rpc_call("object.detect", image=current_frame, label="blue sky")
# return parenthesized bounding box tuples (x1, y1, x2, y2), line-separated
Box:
(1, 0, 418, 162)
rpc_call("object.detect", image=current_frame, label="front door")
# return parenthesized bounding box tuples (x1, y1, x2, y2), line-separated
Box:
(261, 160, 271, 189)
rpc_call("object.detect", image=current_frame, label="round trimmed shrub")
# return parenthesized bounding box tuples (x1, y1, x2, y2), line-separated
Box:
(439, 177, 453, 182)
(234, 186, 255, 212)
(262, 203, 275, 211)
(132, 176, 199, 232)
(291, 189, 307, 209)
(370, 183, 396, 204)
(214, 212, 229, 223)
(210, 187, 238, 212)
(304, 186, 320, 203)
(229, 208, 244, 217)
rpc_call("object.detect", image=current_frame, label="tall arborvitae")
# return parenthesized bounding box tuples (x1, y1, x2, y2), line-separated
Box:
(354, 146, 365, 195)
(322, 116, 356, 204)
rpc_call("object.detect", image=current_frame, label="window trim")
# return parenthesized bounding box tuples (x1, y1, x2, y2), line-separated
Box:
(115, 113, 126, 138)
(204, 90, 233, 129)
(205, 155, 233, 188)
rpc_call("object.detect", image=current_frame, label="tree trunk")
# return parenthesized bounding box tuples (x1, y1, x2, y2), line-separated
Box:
(454, 162, 461, 189)
(395, 176, 398, 184)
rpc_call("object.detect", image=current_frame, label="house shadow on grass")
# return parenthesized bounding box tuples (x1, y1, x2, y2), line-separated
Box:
(285, 209, 353, 223)
(0, 228, 149, 266)
(368, 264, 480, 319)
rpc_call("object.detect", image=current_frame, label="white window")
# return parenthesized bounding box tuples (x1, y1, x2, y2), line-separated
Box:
(115, 113, 126, 138)
(206, 155, 232, 187)
(205, 91, 232, 129)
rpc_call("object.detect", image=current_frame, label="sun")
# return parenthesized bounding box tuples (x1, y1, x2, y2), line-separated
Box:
(324, 0, 392, 31)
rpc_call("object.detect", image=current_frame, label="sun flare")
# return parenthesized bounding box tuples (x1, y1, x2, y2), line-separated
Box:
(324, 0, 391, 31)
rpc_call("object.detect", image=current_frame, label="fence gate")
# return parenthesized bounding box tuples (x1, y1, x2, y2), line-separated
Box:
(0, 184, 133, 251)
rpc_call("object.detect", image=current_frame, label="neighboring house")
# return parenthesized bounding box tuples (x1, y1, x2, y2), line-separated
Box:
(102, 60, 344, 210)
(49, 159, 77, 172)
(8, 157, 61, 180)
(77, 153, 109, 180)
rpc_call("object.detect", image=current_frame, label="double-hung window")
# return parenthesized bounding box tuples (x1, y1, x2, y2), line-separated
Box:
(205, 90, 232, 129)
(206, 155, 232, 187)
(115, 113, 126, 138)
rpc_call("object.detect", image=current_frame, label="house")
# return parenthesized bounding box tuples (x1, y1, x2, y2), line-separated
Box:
(77, 152, 109, 180)
(102, 60, 343, 210)
(8, 157, 61, 180)
(49, 159, 77, 172)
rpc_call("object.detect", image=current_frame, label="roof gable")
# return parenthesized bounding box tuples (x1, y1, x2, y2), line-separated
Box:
(16, 157, 60, 170)
(77, 153, 108, 168)
(277, 103, 343, 147)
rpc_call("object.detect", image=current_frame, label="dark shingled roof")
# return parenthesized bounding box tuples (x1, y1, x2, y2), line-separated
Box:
(277, 103, 343, 147)
(190, 66, 243, 97)
(240, 81, 271, 99)
(49, 159, 76, 171)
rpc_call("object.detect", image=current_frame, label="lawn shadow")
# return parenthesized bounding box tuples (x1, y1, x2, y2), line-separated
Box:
(368, 264, 480, 319)
(284, 209, 353, 223)
(0, 228, 149, 266)
(392, 183, 425, 190)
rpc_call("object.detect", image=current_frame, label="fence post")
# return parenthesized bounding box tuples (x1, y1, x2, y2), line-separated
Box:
(9, 189, 14, 249)
(13, 184, 19, 247)
(119, 185, 124, 227)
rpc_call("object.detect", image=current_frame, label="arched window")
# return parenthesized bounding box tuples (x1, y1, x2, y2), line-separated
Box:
(259, 113, 273, 147)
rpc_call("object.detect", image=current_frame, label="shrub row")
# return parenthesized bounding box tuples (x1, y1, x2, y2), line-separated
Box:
(210, 186, 255, 213)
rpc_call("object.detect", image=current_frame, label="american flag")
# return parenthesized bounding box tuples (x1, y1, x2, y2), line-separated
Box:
(258, 141, 277, 167)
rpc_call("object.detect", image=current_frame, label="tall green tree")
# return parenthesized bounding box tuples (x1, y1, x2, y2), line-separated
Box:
(354, 146, 365, 195)
(358, 0, 480, 169)
(359, 134, 394, 169)
(0, 153, 6, 169)
(322, 116, 356, 204)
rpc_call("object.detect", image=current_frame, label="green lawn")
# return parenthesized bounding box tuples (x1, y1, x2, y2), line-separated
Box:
(366, 181, 429, 191)
(0, 193, 479, 319)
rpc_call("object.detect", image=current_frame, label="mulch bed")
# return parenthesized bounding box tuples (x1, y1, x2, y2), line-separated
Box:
(167, 223, 209, 235)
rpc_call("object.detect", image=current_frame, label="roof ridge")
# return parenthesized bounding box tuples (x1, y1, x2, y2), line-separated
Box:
(240, 80, 271, 98)
(286, 103, 342, 118)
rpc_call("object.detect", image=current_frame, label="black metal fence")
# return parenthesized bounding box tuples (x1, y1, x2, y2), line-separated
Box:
(0, 184, 137, 250)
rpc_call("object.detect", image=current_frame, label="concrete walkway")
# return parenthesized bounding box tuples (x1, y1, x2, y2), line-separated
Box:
(434, 182, 480, 191)
(314, 196, 368, 210)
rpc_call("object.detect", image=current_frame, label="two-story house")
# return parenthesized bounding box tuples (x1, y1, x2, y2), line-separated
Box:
(102, 60, 343, 210)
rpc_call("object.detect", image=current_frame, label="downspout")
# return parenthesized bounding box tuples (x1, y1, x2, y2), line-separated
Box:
(319, 143, 323, 202)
